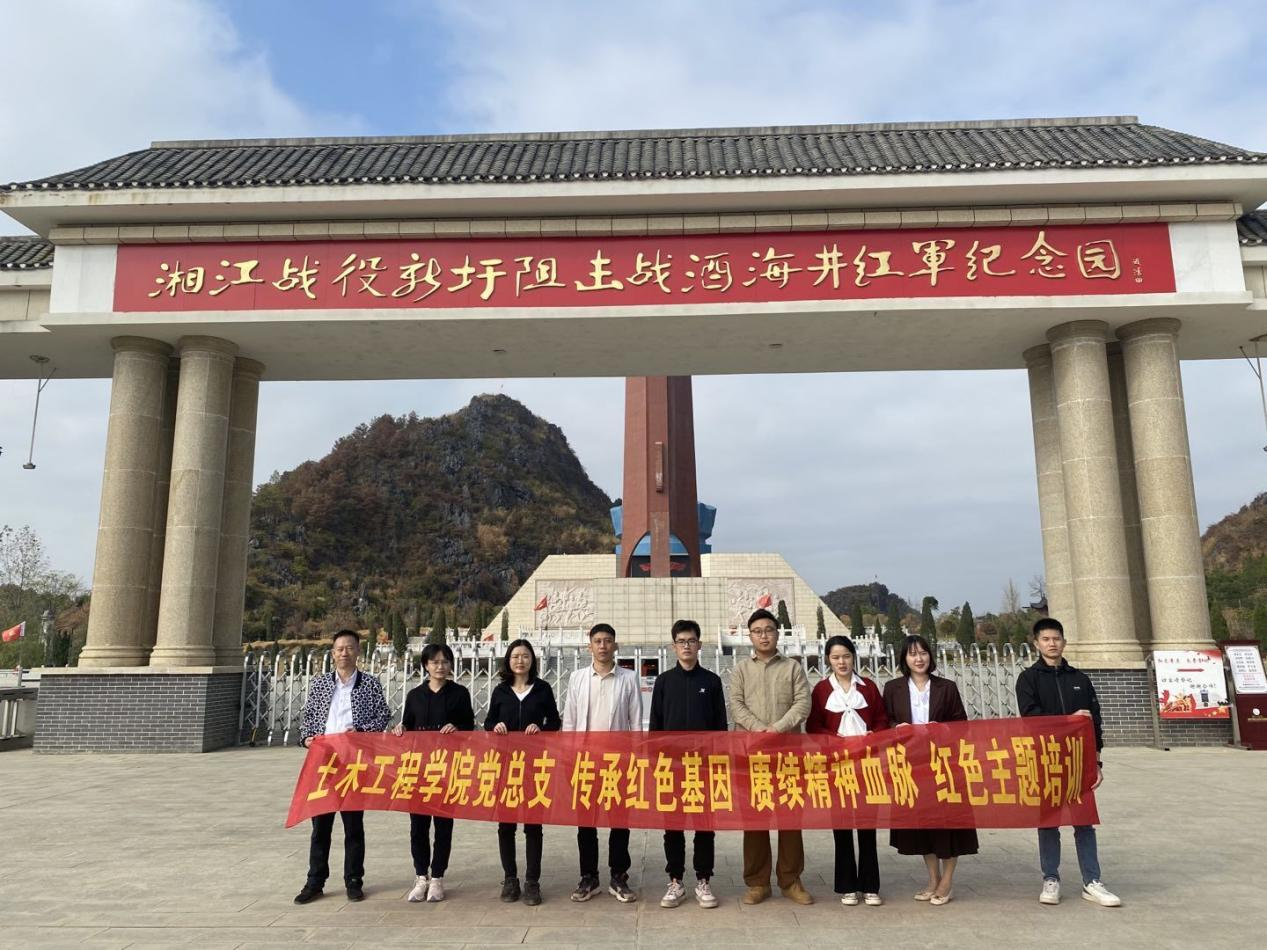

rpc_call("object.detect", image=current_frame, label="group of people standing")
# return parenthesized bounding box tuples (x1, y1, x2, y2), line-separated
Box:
(293, 612, 1121, 910)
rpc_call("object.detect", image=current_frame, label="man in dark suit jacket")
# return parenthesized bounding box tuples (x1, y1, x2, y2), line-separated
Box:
(294, 629, 391, 905)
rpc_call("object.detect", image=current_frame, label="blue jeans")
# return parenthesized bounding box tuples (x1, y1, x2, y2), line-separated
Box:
(1038, 826, 1101, 885)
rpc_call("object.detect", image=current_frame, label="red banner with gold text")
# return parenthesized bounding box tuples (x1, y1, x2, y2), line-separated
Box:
(286, 717, 1098, 831)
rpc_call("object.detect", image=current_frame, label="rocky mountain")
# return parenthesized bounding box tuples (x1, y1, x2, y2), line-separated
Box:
(1202, 492, 1267, 573)
(819, 581, 912, 619)
(244, 394, 614, 639)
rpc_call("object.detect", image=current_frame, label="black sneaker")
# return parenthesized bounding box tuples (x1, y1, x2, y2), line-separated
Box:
(523, 880, 542, 906)
(346, 883, 365, 902)
(609, 874, 637, 903)
(571, 875, 601, 902)
(293, 884, 323, 905)
(500, 877, 521, 902)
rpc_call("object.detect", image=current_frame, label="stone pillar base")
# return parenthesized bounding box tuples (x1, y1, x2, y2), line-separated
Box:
(34, 668, 242, 753)
(1082, 667, 1234, 748)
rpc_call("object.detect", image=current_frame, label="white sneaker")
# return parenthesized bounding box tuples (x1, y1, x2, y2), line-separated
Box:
(407, 874, 429, 902)
(694, 879, 718, 908)
(1081, 881, 1121, 907)
(426, 877, 445, 902)
(840, 891, 860, 906)
(1039, 879, 1060, 905)
(660, 880, 686, 908)
(863, 892, 883, 906)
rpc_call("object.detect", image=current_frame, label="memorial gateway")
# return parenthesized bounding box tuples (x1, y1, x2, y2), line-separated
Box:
(2, 115, 1264, 752)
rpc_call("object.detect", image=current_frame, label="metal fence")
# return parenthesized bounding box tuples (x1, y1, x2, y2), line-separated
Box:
(239, 640, 1033, 747)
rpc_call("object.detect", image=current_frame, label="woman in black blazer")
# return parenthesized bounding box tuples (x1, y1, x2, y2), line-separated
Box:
(882, 635, 978, 906)
(484, 638, 560, 906)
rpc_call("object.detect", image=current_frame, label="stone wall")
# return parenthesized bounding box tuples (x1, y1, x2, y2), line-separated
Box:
(35, 671, 243, 753)
(1086, 667, 1232, 749)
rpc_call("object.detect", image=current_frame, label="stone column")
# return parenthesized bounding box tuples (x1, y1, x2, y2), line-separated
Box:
(150, 336, 238, 667)
(1116, 318, 1214, 649)
(1023, 345, 1077, 640)
(1106, 344, 1154, 651)
(141, 357, 180, 654)
(79, 337, 173, 668)
(212, 358, 264, 666)
(1046, 320, 1140, 663)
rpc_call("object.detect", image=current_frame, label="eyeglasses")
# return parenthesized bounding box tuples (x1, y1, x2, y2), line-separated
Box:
(673, 638, 700, 647)
(749, 628, 778, 638)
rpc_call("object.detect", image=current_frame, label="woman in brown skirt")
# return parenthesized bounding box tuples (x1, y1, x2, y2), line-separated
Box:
(882, 634, 978, 906)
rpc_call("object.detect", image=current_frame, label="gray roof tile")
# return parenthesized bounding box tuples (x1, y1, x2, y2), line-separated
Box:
(0, 236, 53, 269)
(7, 116, 1263, 192)
(1238, 210, 1267, 245)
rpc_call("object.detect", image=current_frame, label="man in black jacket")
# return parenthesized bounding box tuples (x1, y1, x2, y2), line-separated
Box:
(649, 619, 727, 910)
(1016, 618, 1121, 908)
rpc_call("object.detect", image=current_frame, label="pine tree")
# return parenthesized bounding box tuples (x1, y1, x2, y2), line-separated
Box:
(955, 601, 976, 649)
(848, 602, 865, 641)
(1253, 602, 1267, 651)
(391, 608, 408, 657)
(429, 606, 447, 645)
(886, 599, 904, 652)
(920, 596, 938, 643)
(500, 609, 510, 641)
(815, 605, 826, 639)
(1209, 603, 1230, 642)
(873, 615, 884, 642)
(776, 599, 792, 633)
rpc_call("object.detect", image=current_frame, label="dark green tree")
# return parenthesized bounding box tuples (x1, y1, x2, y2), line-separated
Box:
(873, 615, 884, 643)
(429, 606, 447, 645)
(500, 609, 510, 641)
(955, 601, 976, 649)
(776, 599, 792, 633)
(48, 632, 71, 667)
(849, 602, 866, 643)
(391, 609, 408, 657)
(1253, 602, 1267, 651)
(815, 605, 826, 639)
(1210, 603, 1230, 643)
(920, 596, 939, 643)
(886, 599, 904, 652)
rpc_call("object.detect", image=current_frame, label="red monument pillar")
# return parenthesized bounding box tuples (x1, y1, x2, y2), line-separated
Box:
(619, 376, 702, 578)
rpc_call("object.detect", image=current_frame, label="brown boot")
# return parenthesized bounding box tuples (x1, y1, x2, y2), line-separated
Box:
(782, 880, 815, 905)
(742, 885, 772, 905)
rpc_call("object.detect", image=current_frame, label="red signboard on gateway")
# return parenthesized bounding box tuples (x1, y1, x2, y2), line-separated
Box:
(114, 223, 1175, 312)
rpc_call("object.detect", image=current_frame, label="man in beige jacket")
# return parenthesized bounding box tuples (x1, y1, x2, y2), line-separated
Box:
(728, 608, 814, 905)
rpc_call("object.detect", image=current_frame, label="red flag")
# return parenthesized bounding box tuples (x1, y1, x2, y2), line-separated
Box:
(533, 596, 548, 611)
(1, 621, 25, 643)
(755, 593, 772, 609)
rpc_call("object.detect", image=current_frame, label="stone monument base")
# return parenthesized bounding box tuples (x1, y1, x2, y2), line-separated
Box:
(1084, 666, 1234, 748)
(34, 667, 242, 753)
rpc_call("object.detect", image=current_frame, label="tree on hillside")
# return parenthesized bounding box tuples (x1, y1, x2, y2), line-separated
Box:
(1253, 602, 1267, 651)
(1210, 604, 1230, 643)
(920, 596, 939, 643)
(391, 609, 408, 657)
(429, 606, 447, 645)
(776, 599, 792, 633)
(955, 601, 976, 650)
(873, 615, 884, 647)
(849, 602, 865, 641)
(816, 605, 826, 639)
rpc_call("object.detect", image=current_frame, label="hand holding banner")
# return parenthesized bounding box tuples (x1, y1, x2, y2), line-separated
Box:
(287, 716, 1098, 831)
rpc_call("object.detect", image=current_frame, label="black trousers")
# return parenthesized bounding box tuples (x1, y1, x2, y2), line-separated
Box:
(410, 813, 454, 878)
(578, 826, 631, 878)
(833, 829, 879, 894)
(307, 810, 365, 888)
(663, 830, 715, 881)
(497, 822, 543, 882)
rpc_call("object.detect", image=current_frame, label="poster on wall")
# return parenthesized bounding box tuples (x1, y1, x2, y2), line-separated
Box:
(1224, 644, 1267, 695)
(1153, 650, 1230, 719)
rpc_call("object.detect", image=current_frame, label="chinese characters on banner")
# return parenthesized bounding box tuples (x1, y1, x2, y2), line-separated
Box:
(116, 224, 1175, 313)
(1153, 650, 1230, 719)
(285, 717, 1099, 831)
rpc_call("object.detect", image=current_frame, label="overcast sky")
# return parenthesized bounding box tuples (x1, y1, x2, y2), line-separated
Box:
(1, 1, 1264, 616)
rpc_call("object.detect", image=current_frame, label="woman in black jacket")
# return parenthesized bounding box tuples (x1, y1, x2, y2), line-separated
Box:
(483, 638, 560, 905)
(392, 643, 474, 903)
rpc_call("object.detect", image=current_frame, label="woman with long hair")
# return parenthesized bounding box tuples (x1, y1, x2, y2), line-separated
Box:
(882, 634, 978, 906)
(392, 642, 474, 903)
(806, 635, 889, 907)
(483, 638, 560, 905)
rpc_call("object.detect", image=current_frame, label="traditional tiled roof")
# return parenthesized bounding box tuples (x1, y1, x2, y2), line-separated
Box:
(1238, 209, 1267, 245)
(0, 236, 53, 269)
(7, 117, 1264, 192)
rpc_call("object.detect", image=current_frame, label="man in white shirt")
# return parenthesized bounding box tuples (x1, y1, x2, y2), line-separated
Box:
(294, 629, 391, 905)
(562, 623, 643, 903)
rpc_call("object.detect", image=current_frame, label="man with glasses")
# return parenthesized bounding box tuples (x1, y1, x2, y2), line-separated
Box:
(649, 619, 728, 910)
(562, 623, 643, 904)
(729, 608, 813, 906)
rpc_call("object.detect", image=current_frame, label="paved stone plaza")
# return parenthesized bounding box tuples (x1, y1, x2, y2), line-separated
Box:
(0, 746, 1262, 949)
